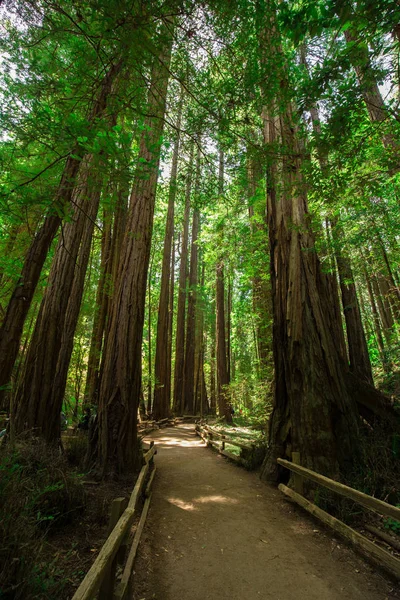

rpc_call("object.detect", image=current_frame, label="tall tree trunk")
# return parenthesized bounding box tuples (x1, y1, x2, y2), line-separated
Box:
(247, 152, 272, 376)
(194, 260, 205, 415)
(91, 22, 174, 475)
(14, 155, 103, 442)
(147, 259, 153, 415)
(344, 29, 398, 161)
(0, 58, 123, 407)
(183, 148, 201, 415)
(226, 271, 232, 381)
(167, 236, 175, 413)
(324, 220, 347, 361)
(210, 310, 217, 415)
(373, 275, 395, 342)
(84, 209, 113, 407)
(258, 2, 361, 481)
(216, 261, 232, 423)
(0, 223, 21, 316)
(364, 266, 390, 371)
(173, 143, 193, 414)
(153, 93, 183, 419)
(332, 223, 374, 384)
(183, 210, 199, 414)
(215, 149, 232, 423)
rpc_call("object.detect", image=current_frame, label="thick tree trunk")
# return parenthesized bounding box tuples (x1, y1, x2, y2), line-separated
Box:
(0, 159, 79, 407)
(91, 24, 173, 475)
(258, 3, 361, 481)
(0, 58, 123, 408)
(302, 73, 371, 383)
(50, 176, 104, 421)
(173, 143, 193, 414)
(153, 95, 183, 419)
(14, 155, 103, 442)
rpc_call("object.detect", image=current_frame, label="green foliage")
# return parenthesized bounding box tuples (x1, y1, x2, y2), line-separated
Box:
(383, 510, 400, 534)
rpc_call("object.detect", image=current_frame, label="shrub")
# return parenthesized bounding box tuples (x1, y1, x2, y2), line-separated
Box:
(0, 439, 85, 598)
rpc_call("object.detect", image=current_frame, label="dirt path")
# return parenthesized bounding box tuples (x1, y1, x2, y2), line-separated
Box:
(132, 425, 398, 600)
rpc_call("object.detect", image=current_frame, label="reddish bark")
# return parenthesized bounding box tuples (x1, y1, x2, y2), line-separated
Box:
(173, 143, 194, 414)
(153, 95, 183, 419)
(91, 24, 173, 475)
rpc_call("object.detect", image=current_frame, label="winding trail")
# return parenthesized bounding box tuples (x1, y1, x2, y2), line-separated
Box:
(132, 425, 398, 600)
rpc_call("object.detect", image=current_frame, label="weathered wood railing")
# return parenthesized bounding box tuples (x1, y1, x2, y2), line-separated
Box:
(138, 416, 183, 435)
(278, 454, 400, 579)
(72, 443, 157, 600)
(195, 424, 265, 468)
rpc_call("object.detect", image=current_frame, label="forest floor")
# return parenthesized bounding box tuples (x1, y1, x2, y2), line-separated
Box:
(131, 424, 399, 600)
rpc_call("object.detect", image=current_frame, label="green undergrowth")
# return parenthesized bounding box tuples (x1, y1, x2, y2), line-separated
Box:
(209, 420, 267, 446)
(0, 439, 87, 599)
(203, 420, 267, 469)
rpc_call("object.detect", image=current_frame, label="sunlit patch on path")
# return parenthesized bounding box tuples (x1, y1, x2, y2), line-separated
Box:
(132, 425, 397, 600)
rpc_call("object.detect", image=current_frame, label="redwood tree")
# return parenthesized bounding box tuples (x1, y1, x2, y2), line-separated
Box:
(91, 19, 175, 475)
(153, 92, 183, 420)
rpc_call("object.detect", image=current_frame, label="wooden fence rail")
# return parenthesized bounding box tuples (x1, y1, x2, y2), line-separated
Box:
(72, 443, 157, 600)
(196, 424, 265, 468)
(278, 454, 400, 580)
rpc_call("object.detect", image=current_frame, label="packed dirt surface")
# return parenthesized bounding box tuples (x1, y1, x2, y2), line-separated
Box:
(132, 425, 398, 600)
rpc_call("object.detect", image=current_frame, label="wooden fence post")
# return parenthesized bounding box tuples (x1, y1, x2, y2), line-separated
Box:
(292, 452, 303, 496)
(98, 497, 127, 599)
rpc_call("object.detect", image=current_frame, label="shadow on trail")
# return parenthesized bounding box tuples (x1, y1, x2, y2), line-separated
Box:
(132, 425, 396, 600)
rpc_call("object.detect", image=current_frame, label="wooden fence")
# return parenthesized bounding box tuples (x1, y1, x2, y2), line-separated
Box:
(278, 455, 400, 580)
(138, 416, 185, 435)
(195, 424, 265, 468)
(72, 443, 157, 600)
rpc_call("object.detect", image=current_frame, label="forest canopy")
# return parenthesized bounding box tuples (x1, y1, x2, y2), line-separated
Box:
(0, 0, 399, 481)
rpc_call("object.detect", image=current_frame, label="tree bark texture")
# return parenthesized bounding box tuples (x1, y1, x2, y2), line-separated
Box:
(215, 149, 232, 423)
(92, 23, 173, 475)
(183, 148, 201, 414)
(153, 93, 183, 419)
(0, 58, 123, 408)
(332, 221, 374, 385)
(209, 309, 217, 414)
(216, 261, 232, 423)
(247, 151, 272, 377)
(14, 155, 103, 442)
(166, 237, 175, 413)
(258, 4, 361, 481)
(183, 207, 199, 414)
(84, 210, 113, 407)
(173, 143, 194, 414)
